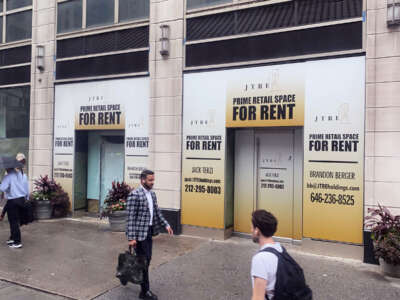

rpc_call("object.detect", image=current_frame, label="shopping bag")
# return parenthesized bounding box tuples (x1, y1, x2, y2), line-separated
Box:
(116, 246, 148, 285)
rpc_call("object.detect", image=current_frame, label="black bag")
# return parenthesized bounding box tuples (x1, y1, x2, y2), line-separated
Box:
(20, 200, 35, 226)
(261, 247, 312, 300)
(116, 246, 148, 286)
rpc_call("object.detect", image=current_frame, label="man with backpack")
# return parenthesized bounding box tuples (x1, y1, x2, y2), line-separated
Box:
(251, 210, 312, 300)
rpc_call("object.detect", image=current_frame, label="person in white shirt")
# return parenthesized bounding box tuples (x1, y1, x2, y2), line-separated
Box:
(251, 210, 282, 300)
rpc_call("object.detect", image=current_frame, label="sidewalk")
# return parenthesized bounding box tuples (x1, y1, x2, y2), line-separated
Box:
(0, 218, 399, 300)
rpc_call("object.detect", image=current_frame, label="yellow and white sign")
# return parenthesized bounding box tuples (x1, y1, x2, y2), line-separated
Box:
(54, 78, 149, 210)
(184, 56, 365, 244)
(303, 57, 365, 244)
(226, 68, 304, 127)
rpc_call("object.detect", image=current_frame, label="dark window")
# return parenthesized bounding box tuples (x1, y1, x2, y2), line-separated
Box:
(6, 0, 32, 10)
(56, 51, 148, 79)
(186, 22, 363, 67)
(87, 0, 115, 28)
(6, 10, 32, 42)
(0, 86, 30, 139)
(57, 0, 83, 33)
(119, 0, 149, 22)
(0, 65, 30, 85)
(57, 26, 149, 58)
(186, 0, 362, 41)
(0, 45, 31, 66)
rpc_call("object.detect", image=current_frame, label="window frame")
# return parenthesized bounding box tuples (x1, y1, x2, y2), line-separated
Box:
(0, 0, 32, 44)
(56, 0, 150, 35)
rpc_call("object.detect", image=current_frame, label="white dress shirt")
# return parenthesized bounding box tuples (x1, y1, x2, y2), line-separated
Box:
(142, 185, 153, 225)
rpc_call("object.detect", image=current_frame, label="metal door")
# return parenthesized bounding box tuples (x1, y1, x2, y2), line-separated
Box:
(255, 129, 294, 239)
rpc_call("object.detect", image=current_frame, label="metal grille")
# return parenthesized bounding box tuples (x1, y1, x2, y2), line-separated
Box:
(57, 26, 149, 58)
(186, 22, 362, 67)
(56, 51, 148, 79)
(0, 65, 31, 85)
(0, 46, 31, 67)
(186, 0, 362, 41)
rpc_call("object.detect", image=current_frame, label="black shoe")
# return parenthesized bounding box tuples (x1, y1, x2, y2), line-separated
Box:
(139, 290, 158, 300)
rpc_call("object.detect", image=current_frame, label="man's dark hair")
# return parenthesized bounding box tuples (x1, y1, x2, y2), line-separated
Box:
(140, 169, 154, 180)
(251, 210, 278, 238)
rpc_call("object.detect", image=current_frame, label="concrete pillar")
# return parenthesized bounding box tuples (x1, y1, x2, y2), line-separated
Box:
(365, 0, 400, 216)
(149, 0, 184, 210)
(29, 0, 56, 181)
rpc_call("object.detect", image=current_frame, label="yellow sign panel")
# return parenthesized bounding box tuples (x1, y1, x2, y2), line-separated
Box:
(302, 57, 365, 244)
(181, 157, 225, 229)
(226, 70, 304, 128)
(53, 155, 73, 211)
(75, 104, 125, 130)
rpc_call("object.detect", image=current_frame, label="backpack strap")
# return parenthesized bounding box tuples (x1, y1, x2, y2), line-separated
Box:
(259, 245, 285, 257)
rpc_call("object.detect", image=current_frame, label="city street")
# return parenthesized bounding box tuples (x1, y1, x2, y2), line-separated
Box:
(0, 219, 399, 300)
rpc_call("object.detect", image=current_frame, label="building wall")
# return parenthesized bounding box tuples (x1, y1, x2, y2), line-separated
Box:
(366, 0, 400, 216)
(30, 0, 56, 182)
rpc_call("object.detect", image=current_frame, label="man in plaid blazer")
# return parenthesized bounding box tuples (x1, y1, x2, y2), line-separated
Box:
(126, 169, 173, 300)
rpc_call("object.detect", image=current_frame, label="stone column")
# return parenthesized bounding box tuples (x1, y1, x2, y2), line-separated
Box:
(29, 0, 57, 181)
(365, 0, 400, 216)
(148, 0, 184, 214)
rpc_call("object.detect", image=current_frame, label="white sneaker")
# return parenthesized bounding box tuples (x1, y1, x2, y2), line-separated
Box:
(9, 243, 22, 249)
(6, 240, 14, 245)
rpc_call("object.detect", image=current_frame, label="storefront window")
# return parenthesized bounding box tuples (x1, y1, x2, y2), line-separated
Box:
(57, 0, 149, 33)
(86, 0, 115, 28)
(57, 0, 82, 34)
(0, 86, 30, 173)
(0, 0, 32, 43)
(119, 0, 149, 22)
(7, 0, 32, 10)
(6, 10, 32, 42)
(187, 0, 232, 10)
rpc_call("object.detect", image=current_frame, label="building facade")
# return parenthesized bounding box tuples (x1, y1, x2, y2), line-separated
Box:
(1, 0, 398, 262)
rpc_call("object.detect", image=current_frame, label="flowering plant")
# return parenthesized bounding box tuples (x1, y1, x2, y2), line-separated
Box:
(30, 175, 70, 218)
(101, 181, 132, 218)
(365, 204, 400, 265)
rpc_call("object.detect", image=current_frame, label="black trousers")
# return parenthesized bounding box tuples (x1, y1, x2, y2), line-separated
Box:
(7, 197, 24, 244)
(136, 226, 153, 293)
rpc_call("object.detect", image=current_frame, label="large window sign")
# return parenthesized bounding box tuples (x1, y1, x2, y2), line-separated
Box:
(54, 78, 149, 207)
(183, 56, 365, 244)
(0, 86, 30, 173)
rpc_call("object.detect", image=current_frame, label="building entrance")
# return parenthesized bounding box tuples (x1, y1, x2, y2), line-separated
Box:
(73, 131, 124, 213)
(234, 128, 303, 240)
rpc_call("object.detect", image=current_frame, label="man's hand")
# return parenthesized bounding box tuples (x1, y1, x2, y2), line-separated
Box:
(166, 226, 173, 236)
(128, 240, 137, 248)
(0, 215, 3, 221)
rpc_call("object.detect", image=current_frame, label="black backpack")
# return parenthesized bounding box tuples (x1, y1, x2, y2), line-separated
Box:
(260, 246, 312, 300)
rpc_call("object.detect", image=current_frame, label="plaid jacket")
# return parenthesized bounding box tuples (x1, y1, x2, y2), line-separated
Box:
(126, 186, 169, 241)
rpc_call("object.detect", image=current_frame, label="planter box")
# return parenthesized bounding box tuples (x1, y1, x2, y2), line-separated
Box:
(380, 258, 400, 278)
(109, 210, 128, 232)
(36, 200, 52, 220)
